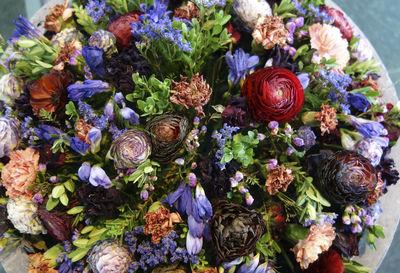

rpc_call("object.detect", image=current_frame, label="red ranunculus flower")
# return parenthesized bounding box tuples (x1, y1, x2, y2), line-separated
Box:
(241, 66, 304, 123)
(320, 7, 353, 41)
(304, 248, 344, 273)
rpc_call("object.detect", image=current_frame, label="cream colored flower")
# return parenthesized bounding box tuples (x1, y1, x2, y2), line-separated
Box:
(1, 147, 39, 200)
(291, 222, 336, 269)
(252, 16, 288, 50)
(309, 23, 350, 69)
(232, 0, 272, 31)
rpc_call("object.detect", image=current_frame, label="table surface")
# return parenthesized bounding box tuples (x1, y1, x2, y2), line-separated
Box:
(0, 1, 399, 273)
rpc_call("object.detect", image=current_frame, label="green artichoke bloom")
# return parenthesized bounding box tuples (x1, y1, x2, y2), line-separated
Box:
(88, 30, 118, 58)
(51, 28, 83, 47)
(88, 240, 132, 273)
(108, 129, 151, 169)
(146, 111, 190, 163)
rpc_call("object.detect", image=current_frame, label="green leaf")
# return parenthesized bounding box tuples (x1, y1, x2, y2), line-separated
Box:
(89, 228, 107, 238)
(60, 193, 69, 206)
(73, 239, 89, 248)
(64, 180, 75, 193)
(81, 226, 95, 234)
(52, 185, 65, 198)
(17, 39, 36, 48)
(67, 206, 84, 215)
(46, 196, 59, 211)
(68, 247, 91, 262)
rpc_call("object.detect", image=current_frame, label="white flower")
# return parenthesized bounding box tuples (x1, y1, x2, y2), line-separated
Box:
(7, 198, 46, 235)
(0, 74, 22, 105)
(352, 37, 373, 63)
(0, 117, 20, 158)
(233, 0, 272, 31)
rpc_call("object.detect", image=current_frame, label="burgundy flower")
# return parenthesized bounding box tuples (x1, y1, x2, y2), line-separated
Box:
(332, 231, 359, 258)
(221, 97, 250, 128)
(38, 208, 73, 241)
(241, 66, 304, 123)
(303, 248, 344, 273)
(320, 6, 353, 41)
(107, 11, 142, 49)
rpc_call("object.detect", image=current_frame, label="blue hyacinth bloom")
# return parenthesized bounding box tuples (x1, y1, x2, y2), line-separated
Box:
(67, 80, 110, 101)
(10, 15, 43, 43)
(85, 0, 112, 24)
(225, 48, 259, 85)
(348, 92, 371, 112)
(82, 46, 105, 77)
(34, 125, 64, 143)
(69, 137, 89, 155)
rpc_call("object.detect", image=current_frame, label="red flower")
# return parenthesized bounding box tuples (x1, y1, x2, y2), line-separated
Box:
(304, 248, 344, 273)
(320, 7, 353, 41)
(241, 66, 304, 123)
(225, 22, 241, 44)
(108, 11, 142, 49)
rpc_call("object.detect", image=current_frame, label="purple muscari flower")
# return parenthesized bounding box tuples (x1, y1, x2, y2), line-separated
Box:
(225, 48, 259, 85)
(267, 159, 278, 170)
(186, 231, 202, 255)
(286, 147, 294, 155)
(237, 253, 260, 273)
(297, 126, 316, 151)
(140, 190, 149, 200)
(78, 162, 91, 182)
(354, 138, 384, 166)
(114, 92, 125, 105)
(88, 127, 102, 154)
(104, 102, 114, 121)
(69, 137, 89, 155)
(245, 193, 254, 206)
(347, 115, 385, 138)
(286, 21, 296, 34)
(293, 137, 304, 147)
(295, 17, 304, 27)
(162, 182, 192, 217)
(223, 257, 243, 270)
(268, 121, 279, 130)
(192, 184, 213, 221)
(67, 80, 110, 101)
(174, 158, 184, 165)
(201, 125, 207, 133)
(121, 107, 140, 125)
(49, 176, 59, 183)
(297, 73, 310, 89)
(187, 173, 197, 187)
(34, 125, 64, 143)
(351, 224, 362, 234)
(10, 15, 43, 42)
(33, 193, 43, 204)
(188, 215, 204, 238)
(82, 46, 105, 77)
(89, 166, 112, 188)
(348, 93, 370, 112)
(193, 116, 200, 125)
(85, 0, 112, 24)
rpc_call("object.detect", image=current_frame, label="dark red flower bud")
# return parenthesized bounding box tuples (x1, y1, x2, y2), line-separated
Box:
(38, 208, 73, 241)
(321, 6, 353, 40)
(108, 11, 142, 49)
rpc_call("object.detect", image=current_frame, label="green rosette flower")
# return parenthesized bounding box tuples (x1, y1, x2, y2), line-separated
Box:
(108, 129, 151, 169)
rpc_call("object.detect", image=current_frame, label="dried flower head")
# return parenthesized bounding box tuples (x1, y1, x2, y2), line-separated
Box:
(1, 147, 39, 199)
(44, 0, 74, 33)
(143, 206, 182, 244)
(252, 16, 288, 50)
(265, 165, 294, 195)
(366, 173, 385, 206)
(315, 104, 338, 136)
(174, 1, 200, 21)
(291, 222, 336, 270)
(28, 253, 57, 273)
(75, 118, 94, 143)
(54, 39, 82, 70)
(194, 268, 218, 273)
(170, 74, 212, 118)
(361, 75, 381, 94)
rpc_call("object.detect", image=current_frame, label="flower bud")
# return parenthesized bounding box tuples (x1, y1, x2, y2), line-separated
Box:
(257, 133, 266, 141)
(350, 214, 361, 224)
(284, 124, 292, 135)
(188, 172, 197, 187)
(230, 177, 238, 188)
(104, 102, 114, 121)
(235, 171, 244, 182)
(78, 162, 91, 182)
(267, 159, 278, 170)
(49, 176, 59, 183)
(140, 190, 149, 200)
(114, 92, 125, 106)
(351, 224, 362, 234)
(174, 158, 185, 165)
(191, 162, 197, 169)
(38, 163, 47, 172)
(268, 121, 279, 130)
(245, 193, 254, 206)
(89, 166, 112, 188)
(345, 205, 355, 214)
(120, 107, 140, 125)
(286, 147, 294, 155)
(295, 17, 304, 28)
(88, 127, 102, 154)
(186, 231, 203, 255)
(342, 214, 351, 225)
(293, 137, 304, 147)
(238, 186, 248, 194)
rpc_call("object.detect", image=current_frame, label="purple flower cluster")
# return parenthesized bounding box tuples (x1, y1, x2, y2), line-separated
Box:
(304, 213, 337, 227)
(131, 0, 192, 52)
(321, 69, 353, 114)
(341, 204, 381, 234)
(125, 229, 198, 272)
(10, 15, 43, 43)
(212, 123, 240, 170)
(85, 0, 112, 24)
(77, 101, 109, 130)
(193, 0, 226, 8)
(297, 126, 316, 151)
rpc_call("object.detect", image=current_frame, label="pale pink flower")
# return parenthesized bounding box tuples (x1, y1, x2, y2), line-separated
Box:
(309, 23, 350, 69)
(291, 222, 336, 269)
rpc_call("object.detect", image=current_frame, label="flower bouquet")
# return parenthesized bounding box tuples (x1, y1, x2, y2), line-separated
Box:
(0, 0, 399, 272)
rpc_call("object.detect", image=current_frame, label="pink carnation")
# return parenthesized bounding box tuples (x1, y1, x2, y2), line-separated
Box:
(309, 23, 350, 69)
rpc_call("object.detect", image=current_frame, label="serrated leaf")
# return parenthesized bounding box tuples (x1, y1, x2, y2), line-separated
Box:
(67, 206, 84, 215)
(46, 197, 59, 211)
(52, 185, 65, 198)
(60, 193, 69, 206)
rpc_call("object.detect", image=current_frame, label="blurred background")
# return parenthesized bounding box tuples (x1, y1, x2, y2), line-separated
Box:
(0, 0, 399, 272)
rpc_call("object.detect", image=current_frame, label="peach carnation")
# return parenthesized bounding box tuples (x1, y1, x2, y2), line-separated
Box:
(1, 147, 40, 199)
(292, 222, 336, 270)
(309, 23, 350, 69)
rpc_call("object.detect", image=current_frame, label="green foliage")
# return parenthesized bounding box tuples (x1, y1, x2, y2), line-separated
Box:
(106, 0, 154, 14)
(367, 224, 385, 250)
(126, 74, 173, 119)
(256, 231, 281, 259)
(273, 0, 296, 18)
(124, 159, 160, 187)
(343, 260, 371, 273)
(65, 101, 81, 126)
(51, 134, 68, 153)
(344, 59, 380, 78)
(68, 226, 107, 262)
(73, 4, 105, 35)
(46, 179, 76, 210)
(221, 130, 260, 168)
(13, 37, 59, 80)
